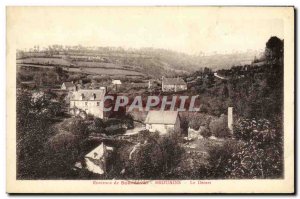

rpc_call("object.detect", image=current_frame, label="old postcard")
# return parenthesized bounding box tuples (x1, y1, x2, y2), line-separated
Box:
(6, 6, 294, 193)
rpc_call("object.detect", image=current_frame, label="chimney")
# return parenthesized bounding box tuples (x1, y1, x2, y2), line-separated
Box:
(228, 107, 233, 133)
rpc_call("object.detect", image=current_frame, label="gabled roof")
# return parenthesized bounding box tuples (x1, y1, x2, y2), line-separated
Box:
(85, 142, 106, 160)
(63, 82, 75, 88)
(145, 111, 179, 125)
(70, 89, 106, 101)
(162, 77, 186, 86)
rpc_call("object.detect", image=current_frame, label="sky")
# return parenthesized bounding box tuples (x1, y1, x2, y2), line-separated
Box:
(8, 7, 285, 55)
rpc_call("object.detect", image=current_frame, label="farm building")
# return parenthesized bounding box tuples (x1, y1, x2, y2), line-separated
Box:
(61, 81, 76, 91)
(162, 77, 187, 92)
(69, 88, 106, 118)
(144, 110, 181, 135)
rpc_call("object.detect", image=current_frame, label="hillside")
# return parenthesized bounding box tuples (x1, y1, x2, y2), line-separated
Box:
(17, 46, 262, 78)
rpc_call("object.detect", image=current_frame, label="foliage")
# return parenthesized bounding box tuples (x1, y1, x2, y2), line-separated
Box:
(87, 118, 105, 134)
(200, 128, 212, 138)
(232, 118, 283, 178)
(209, 114, 232, 138)
(207, 140, 240, 178)
(126, 131, 184, 179)
(16, 90, 59, 178)
(59, 117, 89, 138)
(265, 36, 284, 63)
(207, 118, 283, 179)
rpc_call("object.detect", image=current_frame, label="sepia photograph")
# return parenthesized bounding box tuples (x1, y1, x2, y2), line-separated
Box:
(6, 6, 294, 194)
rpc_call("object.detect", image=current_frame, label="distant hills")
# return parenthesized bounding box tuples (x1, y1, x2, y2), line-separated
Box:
(17, 46, 263, 78)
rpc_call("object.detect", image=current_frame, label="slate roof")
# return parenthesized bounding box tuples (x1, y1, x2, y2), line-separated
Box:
(145, 111, 179, 125)
(70, 89, 106, 101)
(162, 78, 186, 86)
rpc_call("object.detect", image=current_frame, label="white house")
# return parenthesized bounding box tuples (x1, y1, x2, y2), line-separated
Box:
(112, 80, 122, 85)
(162, 77, 187, 92)
(70, 88, 106, 118)
(112, 79, 122, 91)
(144, 110, 181, 135)
(84, 143, 108, 175)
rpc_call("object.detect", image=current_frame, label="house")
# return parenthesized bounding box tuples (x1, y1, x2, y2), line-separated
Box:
(147, 79, 160, 89)
(162, 77, 187, 92)
(112, 80, 122, 85)
(61, 81, 76, 91)
(84, 143, 113, 175)
(69, 88, 106, 118)
(144, 110, 181, 135)
(112, 79, 122, 91)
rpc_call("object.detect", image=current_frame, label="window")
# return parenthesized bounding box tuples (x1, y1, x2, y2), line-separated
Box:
(97, 102, 100, 106)
(85, 102, 88, 106)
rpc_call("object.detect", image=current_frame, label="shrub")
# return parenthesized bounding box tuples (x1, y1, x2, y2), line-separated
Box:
(87, 118, 105, 134)
(209, 114, 232, 138)
(60, 118, 89, 138)
(126, 131, 184, 179)
(231, 118, 283, 178)
(233, 118, 281, 144)
(207, 140, 240, 178)
(200, 128, 212, 138)
(205, 117, 283, 179)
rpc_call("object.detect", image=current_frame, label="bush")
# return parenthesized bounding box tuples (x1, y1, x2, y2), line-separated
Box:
(209, 114, 231, 138)
(200, 128, 212, 138)
(180, 112, 213, 131)
(233, 118, 280, 144)
(125, 131, 184, 179)
(60, 118, 89, 138)
(87, 118, 105, 134)
(207, 140, 240, 178)
(231, 118, 283, 178)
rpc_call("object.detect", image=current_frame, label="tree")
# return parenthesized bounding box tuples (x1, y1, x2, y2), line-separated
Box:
(265, 36, 283, 63)
(87, 118, 105, 134)
(17, 90, 56, 179)
(209, 114, 231, 138)
(222, 84, 229, 98)
(127, 131, 184, 179)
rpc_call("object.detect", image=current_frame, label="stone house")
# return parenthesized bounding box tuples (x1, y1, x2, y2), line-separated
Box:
(162, 77, 187, 92)
(69, 88, 106, 118)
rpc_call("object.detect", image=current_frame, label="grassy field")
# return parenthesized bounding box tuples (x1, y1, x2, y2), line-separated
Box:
(82, 67, 144, 76)
(17, 57, 72, 66)
(17, 57, 145, 77)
